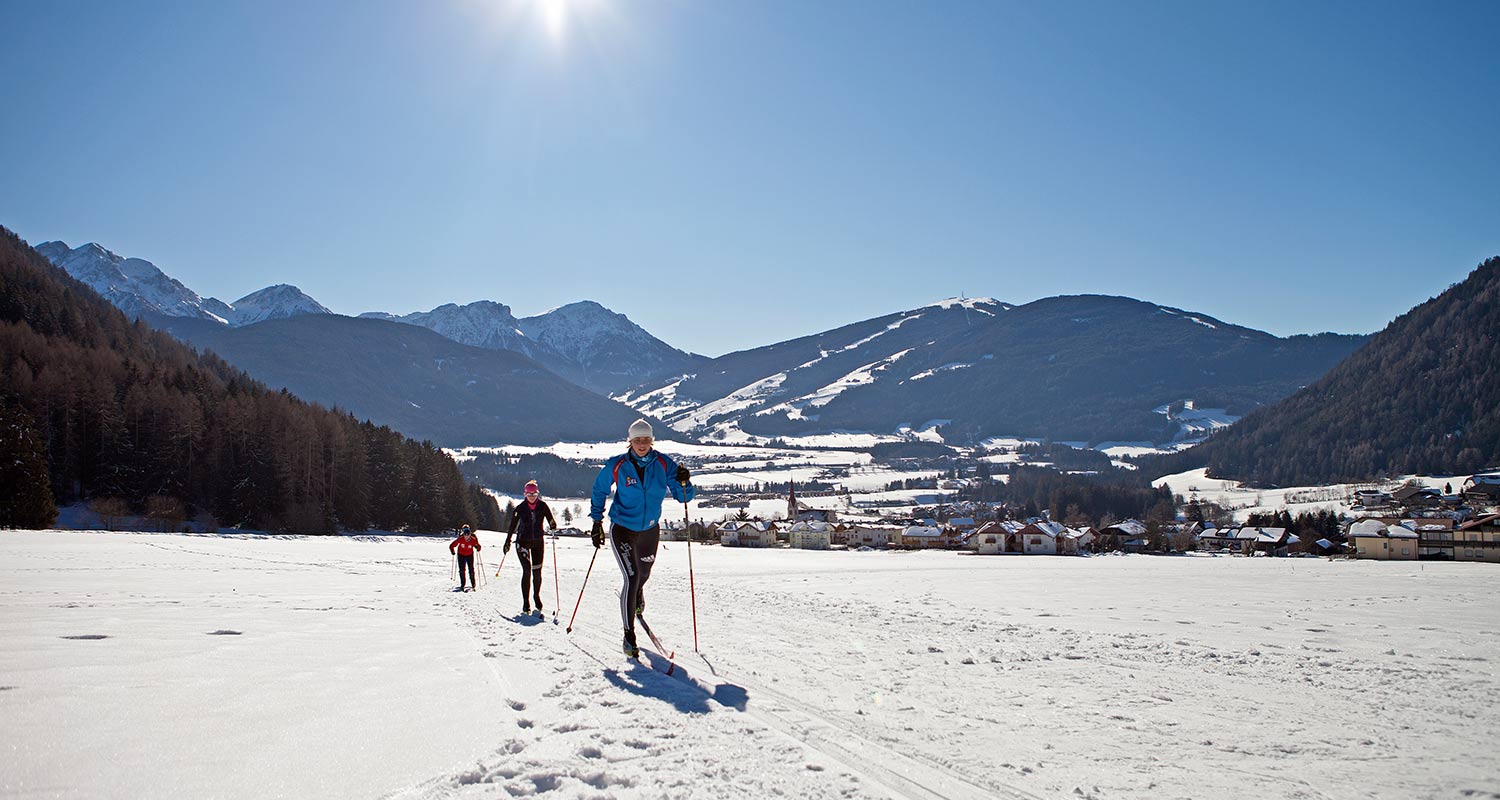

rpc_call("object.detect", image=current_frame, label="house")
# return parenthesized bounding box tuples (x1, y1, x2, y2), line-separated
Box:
(1311, 537, 1343, 556)
(945, 517, 977, 535)
(787, 521, 833, 550)
(1350, 522, 1418, 560)
(720, 521, 774, 548)
(1101, 520, 1149, 552)
(846, 525, 888, 549)
(1061, 526, 1096, 555)
(1463, 474, 1500, 508)
(661, 520, 688, 542)
(899, 525, 945, 549)
(1353, 489, 1395, 508)
(1198, 526, 1242, 551)
(1452, 514, 1500, 563)
(971, 520, 1024, 554)
(1393, 484, 1442, 509)
(1014, 521, 1067, 555)
(849, 525, 896, 549)
(1236, 526, 1298, 556)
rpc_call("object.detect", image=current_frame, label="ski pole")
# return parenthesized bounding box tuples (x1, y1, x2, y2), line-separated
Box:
(493, 548, 508, 578)
(451, 551, 457, 582)
(565, 545, 600, 634)
(683, 483, 699, 652)
(477, 552, 486, 588)
(551, 531, 560, 623)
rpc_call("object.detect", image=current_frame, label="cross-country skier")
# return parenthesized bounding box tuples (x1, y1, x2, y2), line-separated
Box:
(504, 480, 556, 616)
(590, 419, 695, 657)
(449, 524, 481, 591)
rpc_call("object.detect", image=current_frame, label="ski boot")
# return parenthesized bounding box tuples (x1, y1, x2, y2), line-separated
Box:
(623, 629, 639, 658)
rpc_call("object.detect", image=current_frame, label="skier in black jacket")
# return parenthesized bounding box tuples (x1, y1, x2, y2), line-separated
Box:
(505, 480, 556, 616)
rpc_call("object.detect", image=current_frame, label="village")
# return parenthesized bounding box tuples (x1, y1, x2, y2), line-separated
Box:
(630, 472, 1500, 563)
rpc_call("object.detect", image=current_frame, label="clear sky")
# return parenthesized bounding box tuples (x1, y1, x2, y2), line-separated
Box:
(2, 0, 1497, 357)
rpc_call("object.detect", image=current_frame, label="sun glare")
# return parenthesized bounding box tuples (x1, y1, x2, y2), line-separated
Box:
(538, 0, 569, 41)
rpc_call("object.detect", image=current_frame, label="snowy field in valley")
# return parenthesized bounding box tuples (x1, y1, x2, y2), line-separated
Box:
(4, 531, 1499, 800)
(1155, 468, 1481, 523)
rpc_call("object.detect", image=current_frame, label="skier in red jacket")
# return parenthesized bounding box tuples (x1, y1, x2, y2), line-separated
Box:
(449, 524, 481, 591)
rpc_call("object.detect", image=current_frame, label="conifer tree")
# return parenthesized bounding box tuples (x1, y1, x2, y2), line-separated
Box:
(0, 400, 58, 528)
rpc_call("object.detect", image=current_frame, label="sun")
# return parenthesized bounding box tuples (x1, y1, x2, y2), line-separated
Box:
(537, 0, 570, 41)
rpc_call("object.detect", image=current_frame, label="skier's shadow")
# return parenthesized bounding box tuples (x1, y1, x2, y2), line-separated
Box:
(602, 657, 749, 715)
(507, 614, 545, 627)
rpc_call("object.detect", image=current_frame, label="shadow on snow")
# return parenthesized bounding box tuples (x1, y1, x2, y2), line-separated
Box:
(602, 651, 749, 714)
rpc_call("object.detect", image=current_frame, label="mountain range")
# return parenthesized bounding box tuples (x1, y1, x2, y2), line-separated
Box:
(41, 238, 1367, 449)
(622, 296, 1366, 446)
(36, 241, 331, 326)
(39, 240, 699, 394)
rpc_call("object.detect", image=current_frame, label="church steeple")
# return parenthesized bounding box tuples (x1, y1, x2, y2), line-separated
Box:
(788, 475, 798, 521)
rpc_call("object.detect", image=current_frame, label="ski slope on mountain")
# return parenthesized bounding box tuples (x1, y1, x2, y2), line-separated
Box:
(4, 531, 1498, 800)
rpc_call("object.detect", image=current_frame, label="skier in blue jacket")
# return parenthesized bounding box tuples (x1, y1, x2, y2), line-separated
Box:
(590, 418, 695, 657)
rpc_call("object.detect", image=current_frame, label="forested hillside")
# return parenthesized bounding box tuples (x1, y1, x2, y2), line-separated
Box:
(0, 227, 499, 532)
(1154, 257, 1500, 486)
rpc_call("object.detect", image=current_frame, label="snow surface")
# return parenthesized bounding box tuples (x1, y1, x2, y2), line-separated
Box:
(4, 530, 1498, 799)
(1154, 467, 1479, 523)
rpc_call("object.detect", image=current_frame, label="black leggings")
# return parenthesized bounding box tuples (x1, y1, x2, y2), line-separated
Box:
(457, 553, 475, 588)
(516, 540, 545, 608)
(609, 524, 659, 633)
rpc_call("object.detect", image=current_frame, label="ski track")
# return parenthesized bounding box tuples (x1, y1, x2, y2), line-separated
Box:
(391, 583, 883, 800)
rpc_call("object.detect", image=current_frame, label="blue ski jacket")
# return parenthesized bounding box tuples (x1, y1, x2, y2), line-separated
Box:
(591, 450, 695, 531)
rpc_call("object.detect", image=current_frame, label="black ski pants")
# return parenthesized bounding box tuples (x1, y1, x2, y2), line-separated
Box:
(516, 539, 545, 609)
(609, 523, 659, 634)
(457, 553, 475, 588)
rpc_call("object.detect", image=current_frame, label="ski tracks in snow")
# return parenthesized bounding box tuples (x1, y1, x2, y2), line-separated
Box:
(390, 585, 872, 799)
(391, 578, 1038, 800)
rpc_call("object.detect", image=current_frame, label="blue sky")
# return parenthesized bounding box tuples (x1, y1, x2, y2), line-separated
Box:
(2, 0, 1497, 357)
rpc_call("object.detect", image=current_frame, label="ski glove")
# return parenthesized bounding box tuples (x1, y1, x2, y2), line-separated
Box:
(503, 539, 511, 555)
(590, 520, 605, 549)
(676, 465, 691, 484)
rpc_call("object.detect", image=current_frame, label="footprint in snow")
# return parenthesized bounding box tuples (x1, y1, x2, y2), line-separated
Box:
(60, 634, 110, 640)
(206, 629, 242, 635)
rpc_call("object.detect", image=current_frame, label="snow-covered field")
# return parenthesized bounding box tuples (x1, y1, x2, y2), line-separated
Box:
(1155, 467, 1480, 523)
(4, 531, 1499, 799)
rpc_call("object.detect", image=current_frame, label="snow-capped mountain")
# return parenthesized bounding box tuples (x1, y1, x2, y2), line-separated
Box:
(226, 284, 332, 326)
(518, 301, 706, 393)
(360, 301, 550, 361)
(620, 295, 1366, 446)
(365, 300, 703, 394)
(36, 241, 229, 323)
(37, 241, 331, 328)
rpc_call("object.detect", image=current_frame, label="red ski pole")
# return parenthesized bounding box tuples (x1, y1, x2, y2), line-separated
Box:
(565, 545, 600, 634)
(493, 548, 508, 578)
(683, 484, 699, 652)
